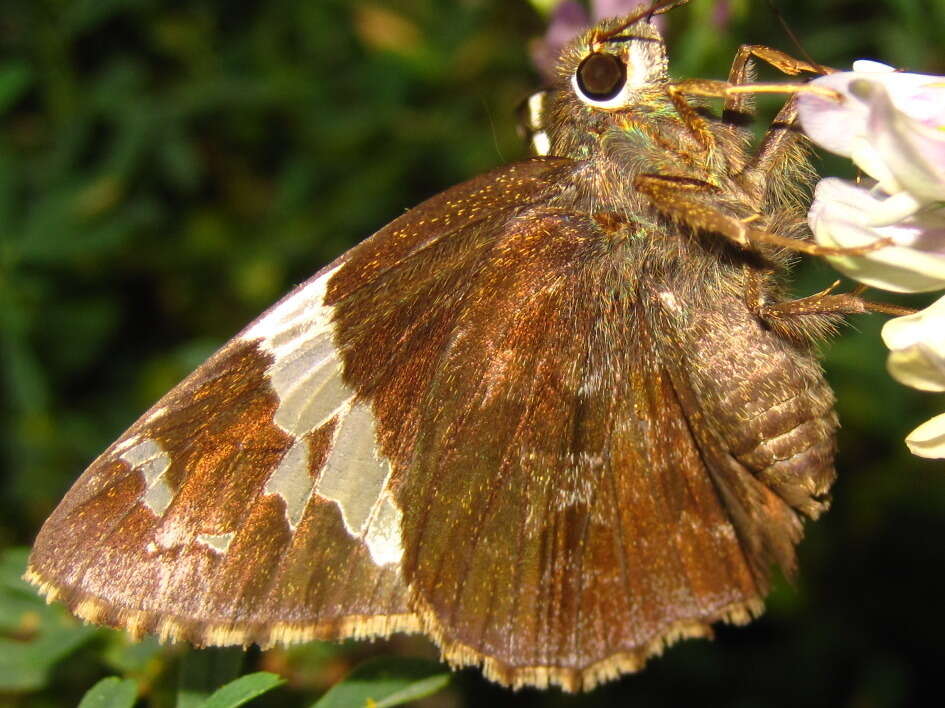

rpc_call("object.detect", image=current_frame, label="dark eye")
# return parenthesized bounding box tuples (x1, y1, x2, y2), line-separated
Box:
(575, 52, 627, 102)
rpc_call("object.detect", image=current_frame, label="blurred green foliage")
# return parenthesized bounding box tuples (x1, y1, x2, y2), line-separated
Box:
(1, 0, 943, 706)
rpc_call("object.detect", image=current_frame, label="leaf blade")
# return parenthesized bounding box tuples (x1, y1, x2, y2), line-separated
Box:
(197, 672, 285, 708)
(312, 657, 450, 708)
(77, 677, 139, 708)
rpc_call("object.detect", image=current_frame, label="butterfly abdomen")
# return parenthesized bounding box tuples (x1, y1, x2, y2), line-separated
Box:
(654, 283, 837, 582)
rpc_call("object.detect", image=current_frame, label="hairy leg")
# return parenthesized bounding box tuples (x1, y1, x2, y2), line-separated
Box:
(633, 174, 890, 258)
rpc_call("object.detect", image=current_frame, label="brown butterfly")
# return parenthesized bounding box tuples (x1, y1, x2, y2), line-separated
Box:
(26, 0, 883, 692)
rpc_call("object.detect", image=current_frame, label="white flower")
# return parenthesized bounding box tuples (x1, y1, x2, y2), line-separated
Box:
(808, 178, 945, 292)
(881, 292, 945, 460)
(882, 294, 945, 391)
(798, 62, 945, 210)
(799, 64, 945, 291)
(798, 62, 945, 458)
(902, 413, 945, 459)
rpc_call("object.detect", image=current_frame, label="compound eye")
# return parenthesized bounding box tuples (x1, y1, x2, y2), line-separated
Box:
(575, 52, 627, 102)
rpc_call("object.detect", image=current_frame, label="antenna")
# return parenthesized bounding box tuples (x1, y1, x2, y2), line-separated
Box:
(597, 0, 692, 41)
(765, 0, 828, 74)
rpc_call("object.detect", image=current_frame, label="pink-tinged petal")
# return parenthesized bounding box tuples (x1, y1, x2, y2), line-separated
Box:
(862, 81, 945, 203)
(905, 412, 945, 458)
(851, 60, 895, 73)
(797, 71, 885, 157)
(546, 1, 589, 45)
(848, 136, 903, 196)
(711, 0, 732, 28)
(531, 0, 667, 81)
(592, 0, 650, 21)
(808, 179, 945, 292)
(591, 0, 665, 31)
(878, 75, 945, 129)
(531, 1, 589, 83)
(882, 295, 945, 392)
(798, 68, 945, 161)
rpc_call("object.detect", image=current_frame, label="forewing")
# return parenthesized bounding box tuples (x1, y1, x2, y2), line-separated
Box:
(28, 337, 414, 644)
(26, 157, 571, 646)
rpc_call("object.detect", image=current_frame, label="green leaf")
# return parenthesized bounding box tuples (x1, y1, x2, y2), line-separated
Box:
(101, 634, 163, 675)
(0, 63, 31, 114)
(371, 674, 452, 708)
(197, 672, 285, 708)
(77, 677, 139, 708)
(525, 0, 559, 17)
(14, 185, 158, 266)
(177, 647, 245, 708)
(0, 625, 100, 691)
(0, 547, 68, 629)
(63, 0, 152, 36)
(0, 547, 100, 691)
(312, 657, 450, 708)
(0, 548, 32, 592)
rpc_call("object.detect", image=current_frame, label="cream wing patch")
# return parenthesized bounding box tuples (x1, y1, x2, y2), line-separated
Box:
(243, 265, 404, 566)
(196, 532, 236, 554)
(262, 439, 315, 531)
(119, 437, 174, 516)
(316, 403, 389, 534)
(244, 265, 353, 435)
(316, 402, 403, 566)
(362, 491, 404, 566)
(523, 91, 551, 157)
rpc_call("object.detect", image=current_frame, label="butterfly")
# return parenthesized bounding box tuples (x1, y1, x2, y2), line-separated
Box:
(26, 0, 867, 692)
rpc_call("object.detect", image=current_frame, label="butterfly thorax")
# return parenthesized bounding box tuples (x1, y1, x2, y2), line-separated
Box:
(532, 19, 810, 306)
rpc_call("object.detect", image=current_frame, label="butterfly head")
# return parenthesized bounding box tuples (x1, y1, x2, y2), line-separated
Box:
(536, 16, 671, 160)
(568, 19, 669, 110)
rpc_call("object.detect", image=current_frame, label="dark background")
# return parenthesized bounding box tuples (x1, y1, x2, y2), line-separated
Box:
(1, 0, 944, 706)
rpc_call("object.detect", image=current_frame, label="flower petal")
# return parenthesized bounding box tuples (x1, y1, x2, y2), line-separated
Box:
(798, 68, 945, 165)
(881, 294, 945, 350)
(530, 1, 589, 82)
(808, 179, 945, 292)
(592, 0, 649, 20)
(886, 344, 945, 391)
(882, 295, 945, 391)
(851, 60, 895, 73)
(863, 81, 945, 203)
(848, 135, 903, 197)
(797, 76, 871, 158)
(905, 412, 945, 458)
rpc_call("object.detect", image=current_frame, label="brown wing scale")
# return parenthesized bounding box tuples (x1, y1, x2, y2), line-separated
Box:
(329, 204, 836, 690)
(27, 157, 835, 692)
(26, 340, 417, 645)
(26, 158, 571, 648)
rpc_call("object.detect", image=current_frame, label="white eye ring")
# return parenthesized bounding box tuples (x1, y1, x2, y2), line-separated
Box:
(572, 52, 631, 110)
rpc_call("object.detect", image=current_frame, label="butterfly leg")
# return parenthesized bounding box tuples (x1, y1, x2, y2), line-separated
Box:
(674, 45, 834, 206)
(727, 47, 835, 204)
(665, 83, 718, 150)
(673, 44, 828, 112)
(748, 270, 909, 317)
(633, 174, 891, 257)
(723, 45, 827, 114)
(668, 44, 832, 156)
(742, 269, 915, 344)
